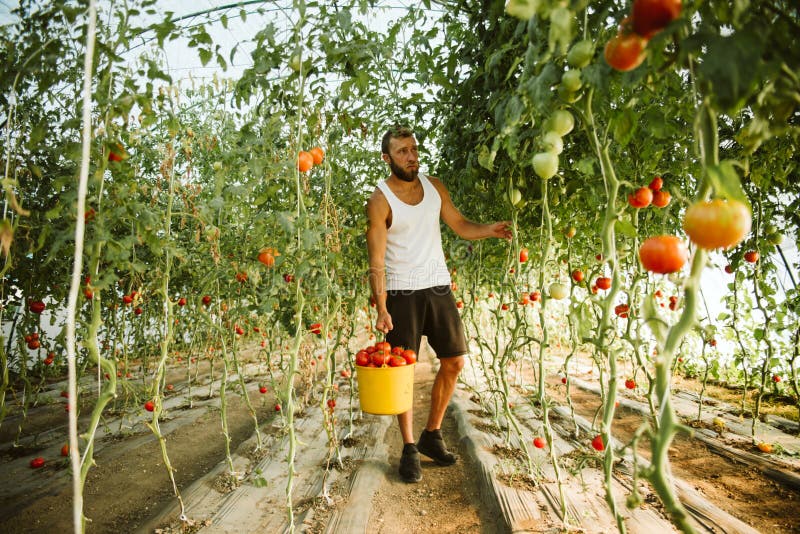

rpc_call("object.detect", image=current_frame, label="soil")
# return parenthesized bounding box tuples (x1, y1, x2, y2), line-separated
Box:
(1, 343, 799, 533)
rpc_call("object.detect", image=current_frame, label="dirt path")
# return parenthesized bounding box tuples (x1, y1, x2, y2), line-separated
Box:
(367, 357, 504, 534)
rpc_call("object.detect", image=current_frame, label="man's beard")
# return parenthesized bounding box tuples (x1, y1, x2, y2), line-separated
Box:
(388, 157, 418, 182)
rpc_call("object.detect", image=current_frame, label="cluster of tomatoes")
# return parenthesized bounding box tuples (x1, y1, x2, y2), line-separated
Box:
(354, 340, 417, 368)
(628, 176, 671, 209)
(605, 0, 682, 72)
(296, 146, 325, 173)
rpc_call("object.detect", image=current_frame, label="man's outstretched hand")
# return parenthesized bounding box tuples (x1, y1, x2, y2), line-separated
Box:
(489, 221, 513, 240)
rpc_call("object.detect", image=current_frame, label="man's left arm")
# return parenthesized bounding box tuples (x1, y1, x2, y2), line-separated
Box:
(430, 177, 512, 241)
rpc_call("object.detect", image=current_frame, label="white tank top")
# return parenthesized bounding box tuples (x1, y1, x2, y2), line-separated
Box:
(377, 174, 452, 291)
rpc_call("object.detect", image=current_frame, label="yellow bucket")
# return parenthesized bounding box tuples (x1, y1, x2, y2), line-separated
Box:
(355, 363, 416, 415)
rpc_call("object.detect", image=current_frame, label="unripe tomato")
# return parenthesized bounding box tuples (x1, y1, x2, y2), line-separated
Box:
(532, 151, 559, 180)
(683, 199, 752, 250)
(560, 69, 582, 93)
(604, 32, 647, 72)
(541, 131, 564, 154)
(549, 282, 569, 300)
(545, 110, 574, 137)
(639, 235, 688, 274)
(567, 39, 594, 68)
(564, 226, 577, 238)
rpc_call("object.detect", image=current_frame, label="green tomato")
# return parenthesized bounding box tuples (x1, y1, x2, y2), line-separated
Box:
(567, 39, 594, 69)
(557, 84, 580, 103)
(532, 152, 559, 180)
(561, 69, 582, 92)
(541, 131, 563, 154)
(546, 110, 574, 137)
(508, 187, 523, 207)
(549, 282, 569, 300)
(289, 51, 302, 72)
(767, 232, 783, 245)
(505, 0, 540, 20)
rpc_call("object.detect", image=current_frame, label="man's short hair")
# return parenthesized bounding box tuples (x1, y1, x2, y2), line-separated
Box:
(381, 125, 414, 155)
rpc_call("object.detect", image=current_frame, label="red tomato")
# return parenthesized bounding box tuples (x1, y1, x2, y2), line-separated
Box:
(628, 186, 653, 208)
(371, 351, 391, 367)
(591, 434, 605, 451)
(235, 326, 245, 335)
(202, 295, 212, 306)
(177, 297, 187, 306)
(651, 189, 671, 208)
(258, 249, 276, 267)
(649, 175, 663, 191)
(30, 457, 45, 469)
(639, 235, 688, 274)
(144, 400, 155, 412)
(327, 398, 336, 409)
(61, 444, 69, 457)
(309, 323, 322, 335)
(29, 301, 46, 314)
(108, 143, 126, 162)
(615, 304, 630, 318)
(375, 341, 391, 352)
(134, 307, 143, 316)
(561, 377, 567, 384)
(501, 303, 509, 311)
(596, 277, 612, 290)
(388, 355, 407, 367)
(275, 404, 281, 411)
(297, 151, 314, 172)
(724, 264, 734, 274)
(391, 346, 404, 356)
(355, 350, 370, 366)
(309, 146, 325, 165)
(571, 269, 584, 283)
(683, 199, 752, 250)
(340, 369, 351, 378)
(632, 0, 682, 39)
(402, 349, 417, 365)
(365, 345, 378, 354)
(27, 340, 41, 350)
(122, 294, 133, 305)
(604, 32, 647, 72)
(744, 250, 759, 264)
(519, 248, 529, 263)
(533, 437, 546, 449)
(530, 291, 541, 302)
(625, 378, 636, 389)
(772, 375, 781, 383)
(259, 386, 268, 394)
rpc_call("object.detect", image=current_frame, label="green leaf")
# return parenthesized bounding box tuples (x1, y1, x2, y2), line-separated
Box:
(615, 218, 637, 239)
(611, 108, 638, 147)
(706, 160, 749, 206)
(198, 48, 212, 67)
(477, 144, 495, 172)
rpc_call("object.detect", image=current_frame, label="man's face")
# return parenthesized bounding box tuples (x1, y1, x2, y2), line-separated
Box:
(384, 136, 419, 182)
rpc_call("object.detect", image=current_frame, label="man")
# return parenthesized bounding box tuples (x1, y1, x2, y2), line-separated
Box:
(365, 125, 512, 483)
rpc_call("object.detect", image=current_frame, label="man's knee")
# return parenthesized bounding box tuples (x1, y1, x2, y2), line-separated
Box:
(440, 355, 465, 376)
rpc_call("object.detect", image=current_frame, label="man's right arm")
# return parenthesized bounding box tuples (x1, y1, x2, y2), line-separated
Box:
(366, 189, 393, 334)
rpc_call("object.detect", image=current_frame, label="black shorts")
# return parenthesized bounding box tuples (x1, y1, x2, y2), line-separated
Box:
(385, 285, 468, 359)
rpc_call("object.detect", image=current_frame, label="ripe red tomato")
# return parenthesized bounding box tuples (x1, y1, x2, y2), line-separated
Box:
(519, 248, 529, 263)
(375, 341, 391, 352)
(591, 434, 605, 451)
(327, 398, 336, 409)
(604, 32, 647, 72)
(561, 377, 567, 384)
(648, 175, 663, 191)
(340, 369, 351, 378)
(628, 186, 653, 208)
(309, 323, 322, 335)
(202, 295, 212, 306)
(391, 346, 404, 356)
(177, 297, 187, 306)
(258, 248, 277, 267)
(309, 146, 325, 165)
(614, 303, 630, 318)
(259, 385, 268, 394)
(533, 437, 546, 449)
(571, 269, 584, 283)
(30, 457, 45, 469)
(596, 277, 612, 290)
(625, 378, 636, 389)
(297, 151, 314, 172)
(632, 0, 682, 39)
(144, 400, 155, 412)
(639, 235, 688, 274)
(744, 250, 759, 264)
(388, 355, 407, 367)
(108, 143, 126, 162)
(724, 264, 734, 274)
(235, 326, 245, 335)
(235, 272, 248, 283)
(402, 349, 417, 365)
(651, 189, 671, 208)
(27, 339, 41, 350)
(501, 303, 509, 311)
(61, 444, 69, 457)
(355, 350, 370, 366)
(43, 357, 54, 366)
(29, 301, 46, 314)
(275, 404, 281, 411)
(456, 300, 463, 309)
(134, 307, 143, 316)
(682, 199, 752, 250)
(530, 291, 541, 302)
(122, 294, 133, 304)
(772, 375, 781, 383)
(371, 351, 391, 367)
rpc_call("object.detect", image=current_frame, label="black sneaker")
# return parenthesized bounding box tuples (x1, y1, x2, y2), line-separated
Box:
(417, 428, 458, 466)
(399, 443, 422, 483)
